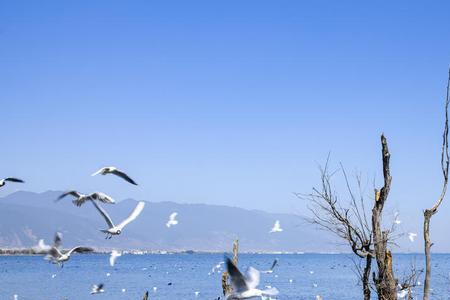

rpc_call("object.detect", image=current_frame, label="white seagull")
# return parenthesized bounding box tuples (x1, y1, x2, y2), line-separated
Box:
(109, 250, 122, 266)
(394, 212, 401, 225)
(56, 191, 115, 207)
(397, 289, 408, 299)
(225, 257, 279, 299)
(408, 232, 417, 242)
(211, 261, 225, 274)
(32, 232, 63, 254)
(45, 246, 93, 267)
(92, 167, 138, 185)
(91, 200, 145, 238)
(90, 283, 105, 294)
(0, 177, 24, 188)
(166, 212, 178, 228)
(262, 259, 278, 274)
(269, 220, 283, 233)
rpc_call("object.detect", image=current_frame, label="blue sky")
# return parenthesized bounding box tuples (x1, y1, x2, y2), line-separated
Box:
(1, 1, 450, 249)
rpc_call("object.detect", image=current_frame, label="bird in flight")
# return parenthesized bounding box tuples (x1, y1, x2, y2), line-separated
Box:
(90, 283, 105, 294)
(394, 212, 401, 225)
(32, 232, 63, 254)
(91, 200, 145, 239)
(45, 242, 93, 267)
(269, 220, 283, 233)
(0, 177, 24, 188)
(109, 250, 122, 266)
(261, 259, 278, 274)
(225, 257, 279, 299)
(166, 212, 178, 228)
(56, 191, 115, 207)
(408, 232, 417, 242)
(92, 167, 138, 185)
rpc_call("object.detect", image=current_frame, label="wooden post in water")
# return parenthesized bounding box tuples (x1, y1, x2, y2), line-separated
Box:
(221, 239, 239, 296)
(142, 291, 148, 300)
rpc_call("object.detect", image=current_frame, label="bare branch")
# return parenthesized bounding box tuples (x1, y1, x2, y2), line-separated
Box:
(423, 69, 450, 300)
(299, 161, 374, 299)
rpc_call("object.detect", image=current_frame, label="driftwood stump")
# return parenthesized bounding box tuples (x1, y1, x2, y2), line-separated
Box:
(221, 239, 239, 296)
(142, 291, 148, 300)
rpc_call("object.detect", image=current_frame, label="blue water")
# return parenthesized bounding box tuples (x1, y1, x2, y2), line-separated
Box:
(0, 253, 449, 299)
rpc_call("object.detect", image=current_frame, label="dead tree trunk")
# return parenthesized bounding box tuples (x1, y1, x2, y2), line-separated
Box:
(423, 71, 450, 300)
(372, 134, 397, 300)
(362, 250, 372, 300)
(221, 239, 239, 296)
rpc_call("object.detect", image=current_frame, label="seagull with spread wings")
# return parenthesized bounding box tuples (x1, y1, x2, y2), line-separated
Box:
(166, 212, 178, 228)
(90, 283, 105, 294)
(269, 220, 283, 233)
(90, 200, 145, 239)
(92, 167, 138, 185)
(0, 177, 24, 188)
(32, 232, 63, 254)
(225, 257, 279, 299)
(56, 191, 115, 206)
(45, 245, 93, 267)
(261, 259, 278, 274)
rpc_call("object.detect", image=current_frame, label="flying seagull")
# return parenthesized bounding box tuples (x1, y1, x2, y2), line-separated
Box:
(90, 283, 105, 295)
(91, 200, 145, 238)
(56, 191, 115, 207)
(269, 220, 283, 233)
(397, 289, 408, 299)
(262, 259, 278, 274)
(225, 257, 279, 299)
(408, 232, 417, 242)
(166, 212, 178, 228)
(46, 246, 93, 267)
(0, 177, 24, 188)
(32, 232, 63, 254)
(394, 212, 401, 225)
(210, 261, 225, 274)
(109, 250, 122, 266)
(92, 167, 138, 185)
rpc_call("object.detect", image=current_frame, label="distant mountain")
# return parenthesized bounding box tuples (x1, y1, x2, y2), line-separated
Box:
(0, 191, 336, 252)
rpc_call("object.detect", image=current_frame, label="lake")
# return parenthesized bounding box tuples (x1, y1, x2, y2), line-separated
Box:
(0, 253, 449, 299)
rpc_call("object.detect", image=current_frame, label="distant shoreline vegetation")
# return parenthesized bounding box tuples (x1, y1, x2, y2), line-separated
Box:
(0, 249, 435, 256)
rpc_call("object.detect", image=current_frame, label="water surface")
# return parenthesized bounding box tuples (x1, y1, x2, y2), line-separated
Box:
(0, 253, 449, 299)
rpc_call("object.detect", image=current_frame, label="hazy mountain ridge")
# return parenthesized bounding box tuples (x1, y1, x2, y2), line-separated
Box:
(0, 191, 334, 252)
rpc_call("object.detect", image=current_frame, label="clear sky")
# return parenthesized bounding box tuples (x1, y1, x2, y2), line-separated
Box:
(1, 1, 450, 249)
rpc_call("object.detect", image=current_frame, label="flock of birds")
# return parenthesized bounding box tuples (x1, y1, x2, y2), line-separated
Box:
(1, 170, 421, 299)
(0, 168, 288, 299)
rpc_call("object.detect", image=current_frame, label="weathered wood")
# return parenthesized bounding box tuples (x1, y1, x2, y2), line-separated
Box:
(372, 134, 397, 300)
(142, 291, 148, 300)
(221, 239, 239, 296)
(362, 251, 372, 300)
(423, 70, 450, 300)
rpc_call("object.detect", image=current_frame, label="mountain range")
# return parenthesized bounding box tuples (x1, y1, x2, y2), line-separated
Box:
(0, 191, 335, 252)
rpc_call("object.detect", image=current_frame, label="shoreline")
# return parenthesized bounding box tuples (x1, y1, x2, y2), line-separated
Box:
(0, 248, 439, 256)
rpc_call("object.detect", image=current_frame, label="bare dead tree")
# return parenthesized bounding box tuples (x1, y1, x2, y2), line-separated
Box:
(302, 135, 399, 300)
(423, 70, 450, 300)
(299, 160, 374, 300)
(372, 134, 397, 300)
